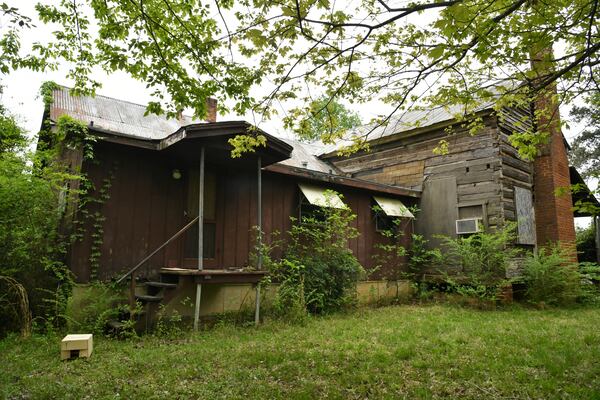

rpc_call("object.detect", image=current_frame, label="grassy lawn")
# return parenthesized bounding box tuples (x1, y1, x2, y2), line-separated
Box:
(2, 305, 600, 399)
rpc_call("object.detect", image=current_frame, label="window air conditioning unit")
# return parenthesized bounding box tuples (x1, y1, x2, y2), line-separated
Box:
(456, 218, 483, 235)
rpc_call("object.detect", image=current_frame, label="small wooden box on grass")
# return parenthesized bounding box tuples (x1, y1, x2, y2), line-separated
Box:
(61, 334, 93, 360)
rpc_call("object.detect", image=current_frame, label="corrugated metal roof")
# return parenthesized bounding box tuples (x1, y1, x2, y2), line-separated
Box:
(50, 86, 203, 140)
(278, 139, 337, 174)
(352, 102, 495, 144)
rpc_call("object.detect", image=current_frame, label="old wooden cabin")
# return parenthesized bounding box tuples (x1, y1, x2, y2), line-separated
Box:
(44, 86, 598, 320)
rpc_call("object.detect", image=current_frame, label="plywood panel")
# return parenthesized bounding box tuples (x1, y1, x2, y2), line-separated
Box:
(515, 186, 536, 245)
(415, 177, 458, 248)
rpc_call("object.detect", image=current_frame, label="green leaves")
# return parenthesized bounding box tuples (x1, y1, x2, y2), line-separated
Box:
(228, 133, 267, 158)
(1, 0, 598, 160)
(293, 95, 362, 143)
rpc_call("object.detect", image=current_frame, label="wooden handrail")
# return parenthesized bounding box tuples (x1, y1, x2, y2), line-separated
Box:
(116, 216, 199, 285)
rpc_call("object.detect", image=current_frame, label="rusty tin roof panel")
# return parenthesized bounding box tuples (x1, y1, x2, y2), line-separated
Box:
(353, 103, 495, 143)
(50, 86, 201, 140)
(277, 139, 337, 174)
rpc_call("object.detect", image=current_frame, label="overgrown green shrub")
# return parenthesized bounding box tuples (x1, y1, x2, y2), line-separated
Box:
(372, 220, 442, 280)
(407, 234, 443, 277)
(0, 85, 96, 336)
(268, 259, 309, 323)
(522, 246, 581, 306)
(439, 224, 519, 300)
(0, 139, 74, 335)
(371, 210, 407, 279)
(579, 262, 600, 305)
(275, 192, 364, 315)
(65, 282, 131, 334)
(576, 224, 598, 262)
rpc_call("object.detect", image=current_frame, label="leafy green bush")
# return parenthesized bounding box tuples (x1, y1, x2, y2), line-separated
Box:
(268, 259, 308, 323)
(370, 214, 406, 279)
(65, 282, 131, 335)
(576, 224, 597, 262)
(0, 118, 76, 335)
(277, 192, 364, 315)
(577, 262, 600, 305)
(372, 226, 442, 280)
(407, 234, 443, 277)
(0, 85, 97, 336)
(439, 224, 519, 300)
(522, 246, 581, 306)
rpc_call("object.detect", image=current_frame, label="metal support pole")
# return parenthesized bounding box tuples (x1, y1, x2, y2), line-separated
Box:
(194, 146, 205, 331)
(257, 157, 262, 270)
(254, 283, 261, 326)
(255, 157, 262, 326)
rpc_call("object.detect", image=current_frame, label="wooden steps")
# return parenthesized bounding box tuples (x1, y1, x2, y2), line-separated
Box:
(135, 294, 163, 302)
(145, 281, 177, 289)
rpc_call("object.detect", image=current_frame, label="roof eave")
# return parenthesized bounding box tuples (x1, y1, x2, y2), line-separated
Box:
(320, 107, 496, 160)
(265, 163, 421, 198)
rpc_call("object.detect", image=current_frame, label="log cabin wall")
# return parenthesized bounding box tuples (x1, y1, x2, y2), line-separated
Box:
(325, 109, 536, 257)
(497, 106, 537, 246)
(327, 115, 505, 234)
(327, 108, 535, 253)
(69, 141, 414, 283)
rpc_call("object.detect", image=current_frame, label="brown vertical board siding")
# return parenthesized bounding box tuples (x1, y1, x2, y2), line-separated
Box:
(113, 150, 140, 276)
(97, 149, 119, 278)
(163, 165, 185, 267)
(222, 168, 238, 268)
(283, 177, 296, 242)
(147, 156, 169, 277)
(271, 174, 285, 259)
(69, 160, 93, 282)
(127, 155, 147, 275)
(235, 171, 251, 267)
(343, 191, 360, 258)
(248, 169, 258, 264)
(262, 172, 274, 251)
(69, 143, 414, 281)
(356, 194, 369, 269)
(214, 168, 226, 268)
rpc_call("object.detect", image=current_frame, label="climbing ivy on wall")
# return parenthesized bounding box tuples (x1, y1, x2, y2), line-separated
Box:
(74, 162, 117, 280)
(38, 81, 114, 282)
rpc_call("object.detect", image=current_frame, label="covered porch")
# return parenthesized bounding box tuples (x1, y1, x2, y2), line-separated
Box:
(113, 122, 293, 329)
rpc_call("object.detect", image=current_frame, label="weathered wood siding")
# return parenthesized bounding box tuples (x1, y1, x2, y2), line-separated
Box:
(329, 116, 505, 234)
(69, 142, 187, 282)
(497, 106, 536, 245)
(327, 107, 537, 252)
(69, 142, 413, 283)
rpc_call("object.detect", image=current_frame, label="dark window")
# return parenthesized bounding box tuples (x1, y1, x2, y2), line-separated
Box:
(299, 196, 326, 223)
(373, 205, 398, 233)
(184, 223, 216, 259)
(184, 169, 217, 259)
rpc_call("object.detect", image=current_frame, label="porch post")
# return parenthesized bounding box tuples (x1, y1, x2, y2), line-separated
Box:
(255, 156, 262, 326)
(194, 146, 205, 331)
(257, 156, 262, 270)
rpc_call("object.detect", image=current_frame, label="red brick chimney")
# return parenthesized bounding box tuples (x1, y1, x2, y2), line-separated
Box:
(531, 48, 577, 254)
(206, 98, 217, 123)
